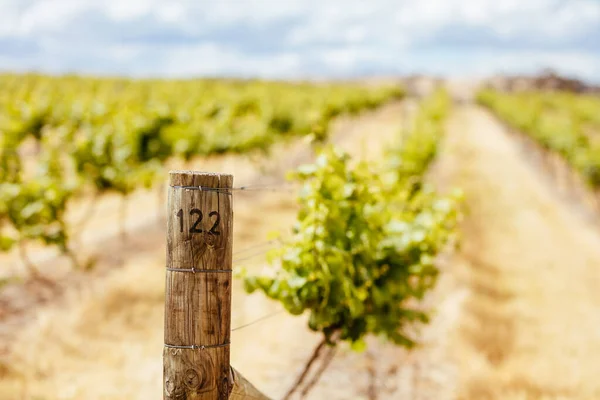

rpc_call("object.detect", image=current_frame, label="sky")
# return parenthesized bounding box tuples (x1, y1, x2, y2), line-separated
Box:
(0, 0, 599, 82)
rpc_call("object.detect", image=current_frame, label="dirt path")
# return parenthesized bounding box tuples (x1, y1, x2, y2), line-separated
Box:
(0, 101, 413, 400)
(440, 104, 600, 400)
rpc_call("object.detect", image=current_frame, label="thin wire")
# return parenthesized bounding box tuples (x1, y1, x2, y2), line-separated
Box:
(233, 249, 273, 264)
(233, 239, 281, 256)
(232, 238, 290, 263)
(169, 184, 296, 194)
(170, 185, 232, 194)
(164, 341, 230, 350)
(231, 309, 286, 332)
(166, 267, 232, 273)
(234, 184, 296, 193)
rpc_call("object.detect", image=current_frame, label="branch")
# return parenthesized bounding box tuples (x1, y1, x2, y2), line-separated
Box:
(299, 344, 337, 398)
(282, 337, 327, 400)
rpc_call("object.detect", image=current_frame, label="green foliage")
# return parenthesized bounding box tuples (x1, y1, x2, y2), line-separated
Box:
(478, 89, 600, 188)
(0, 74, 404, 261)
(388, 88, 450, 186)
(244, 90, 460, 348)
(0, 153, 73, 253)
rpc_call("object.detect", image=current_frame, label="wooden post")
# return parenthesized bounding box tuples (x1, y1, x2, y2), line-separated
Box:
(164, 171, 234, 400)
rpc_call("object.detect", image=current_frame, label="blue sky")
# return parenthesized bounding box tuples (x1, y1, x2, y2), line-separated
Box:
(0, 0, 599, 82)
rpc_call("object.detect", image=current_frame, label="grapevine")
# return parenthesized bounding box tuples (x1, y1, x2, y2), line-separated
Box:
(478, 89, 600, 188)
(0, 74, 403, 272)
(243, 89, 460, 396)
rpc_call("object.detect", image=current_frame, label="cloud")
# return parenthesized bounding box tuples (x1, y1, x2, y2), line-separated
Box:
(0, 0, 598, 81)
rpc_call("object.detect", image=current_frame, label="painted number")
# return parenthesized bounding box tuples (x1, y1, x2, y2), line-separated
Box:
(208, 211, 221, 235)
(176, 209, 221, 235)
(189, 209, 203, 233)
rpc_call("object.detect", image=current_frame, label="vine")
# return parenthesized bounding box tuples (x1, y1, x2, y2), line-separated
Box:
(0, 74, 404, 275)
(478, 89, 600, 188)
(244, 89, 460, 396)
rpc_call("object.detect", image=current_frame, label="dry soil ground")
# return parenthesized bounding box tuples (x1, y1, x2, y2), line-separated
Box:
(3, 89, 600, 400)
(440, 103, 600, 400)
(0, 101, 416, 400)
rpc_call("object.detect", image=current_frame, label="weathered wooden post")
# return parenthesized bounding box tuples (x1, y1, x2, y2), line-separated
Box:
(164, 171, 234, 399)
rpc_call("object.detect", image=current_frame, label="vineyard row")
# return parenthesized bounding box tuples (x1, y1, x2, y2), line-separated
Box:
(0, 75, 403, 269)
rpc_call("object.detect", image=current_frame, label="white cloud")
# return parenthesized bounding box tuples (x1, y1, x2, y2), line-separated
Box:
(159, 44, 303, 78)
(14, 0, 87, 35)
(0, 0, 598, 81)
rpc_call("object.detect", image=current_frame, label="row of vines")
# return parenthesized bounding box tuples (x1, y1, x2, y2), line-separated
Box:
(243, 89, 461, 396)
(478, 89, 600, 189)
(0, 74, 403, 272)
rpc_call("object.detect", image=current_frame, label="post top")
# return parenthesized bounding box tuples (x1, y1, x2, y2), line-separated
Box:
(169, 170, 233, 188)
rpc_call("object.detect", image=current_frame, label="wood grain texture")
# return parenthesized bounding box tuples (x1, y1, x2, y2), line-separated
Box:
(164, 171, 233, 400)
(230, 368, 271, 400)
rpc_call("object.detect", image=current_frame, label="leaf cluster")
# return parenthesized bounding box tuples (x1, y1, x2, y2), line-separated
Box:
(0, 74, 403, 259)
(245, 89, 460, 348)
